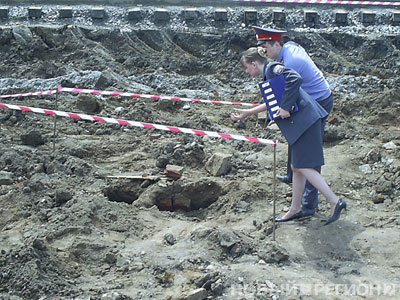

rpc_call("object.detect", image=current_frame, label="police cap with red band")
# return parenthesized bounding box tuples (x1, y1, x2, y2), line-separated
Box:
(252, 26, 287, 45)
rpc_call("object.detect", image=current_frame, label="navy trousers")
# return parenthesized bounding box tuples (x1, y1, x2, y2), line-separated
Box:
(286, 93, 334, 214)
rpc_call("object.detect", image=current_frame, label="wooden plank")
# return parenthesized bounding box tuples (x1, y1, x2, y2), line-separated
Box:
(106, 175, 160, 181)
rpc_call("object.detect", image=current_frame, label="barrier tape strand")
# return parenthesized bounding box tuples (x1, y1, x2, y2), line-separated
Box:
(0, 102, 276, 145)
(57, 87, 259, 107)
(0, 89, 57, 99)
(1, 87, 260, 107)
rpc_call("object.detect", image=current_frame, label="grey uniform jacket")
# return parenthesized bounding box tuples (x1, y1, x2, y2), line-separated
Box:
(263, 62, 328, 145)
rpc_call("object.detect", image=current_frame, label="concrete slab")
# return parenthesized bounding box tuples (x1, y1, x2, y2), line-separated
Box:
(335, 10, 348, 25)
(273, 10, 286, 25)
(0, 7, 9, 19)
(392, 11, 400, 24)
(244, 9, 257, 23)
(28, 7, 42, 19)
(361, 10, 375, 25)
(183, 8, 200, 20)
(304, 10, 319, 25)
(215, 9, 228, 21)
(59, 7, 73, 19)
(91, 7, 105, 19)
(154, 8, 169, 21)
(128, 7, 142, 20)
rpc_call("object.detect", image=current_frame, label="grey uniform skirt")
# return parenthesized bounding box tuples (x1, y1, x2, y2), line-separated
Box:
(290, 119, 324, 169)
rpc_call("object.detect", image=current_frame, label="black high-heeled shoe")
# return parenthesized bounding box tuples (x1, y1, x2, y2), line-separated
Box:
(275, 211, 303, 222)
(324, 198, 347, 225)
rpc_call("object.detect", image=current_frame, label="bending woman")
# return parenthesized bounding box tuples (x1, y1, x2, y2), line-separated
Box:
(232, 47, 346, 225)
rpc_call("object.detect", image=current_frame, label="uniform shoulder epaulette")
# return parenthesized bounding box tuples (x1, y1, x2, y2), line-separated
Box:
(272, 64, 285, 75)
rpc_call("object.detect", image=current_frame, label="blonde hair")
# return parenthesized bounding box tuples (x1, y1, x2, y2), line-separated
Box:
(240, 47, 269, 68)
(257, 47, 268, 59)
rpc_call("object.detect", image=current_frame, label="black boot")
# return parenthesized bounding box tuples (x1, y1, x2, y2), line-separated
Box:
(277, 174, 292, 185)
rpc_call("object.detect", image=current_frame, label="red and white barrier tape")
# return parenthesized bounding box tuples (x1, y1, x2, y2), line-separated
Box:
(232, 0, 400, 6)
(0, 103, 277, 145)
(0, 87, 260, 107)
(0, 89, 57, 99)
(57, 87, 259, 107)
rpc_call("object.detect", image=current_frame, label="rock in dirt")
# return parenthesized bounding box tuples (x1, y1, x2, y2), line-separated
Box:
(55, 188, 73, 206)
(164, 233, 176, 245)
(218, 228, 240, 248)
(182, 288, 207, 300)
(0, 171, 13, 185)
(205, 152, 232, 176)
(257, 242, 290, 264)
(375, 176, 393, 195)
(76, 95, 101, 114)
(101, 291, 132, 300)
(12, 26, 33, 46)
(20, 130, 45, 146)
(383, 141, 397, 150)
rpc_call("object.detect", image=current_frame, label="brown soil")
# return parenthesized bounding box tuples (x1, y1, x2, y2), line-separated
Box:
(0, 17, 400, 300)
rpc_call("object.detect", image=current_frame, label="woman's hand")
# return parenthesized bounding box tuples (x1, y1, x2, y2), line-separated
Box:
(277, 108, 290, 119)
(231, 103, 266, 121)
(231, 109, 251, 121)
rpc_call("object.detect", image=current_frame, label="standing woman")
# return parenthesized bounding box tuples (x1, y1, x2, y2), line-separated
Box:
(252, 26, 334, 220)
(232, 47, 346, 225)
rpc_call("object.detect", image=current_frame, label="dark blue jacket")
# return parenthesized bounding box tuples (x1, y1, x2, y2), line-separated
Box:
(263, 62, 328, 145)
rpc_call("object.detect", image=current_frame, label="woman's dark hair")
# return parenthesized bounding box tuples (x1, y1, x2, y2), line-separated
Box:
(240, 47, 269, 68)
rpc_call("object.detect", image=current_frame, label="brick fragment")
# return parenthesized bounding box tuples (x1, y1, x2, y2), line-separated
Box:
(158, 198, 173, 211)
(164, 165, 184, 180)
(173, 196, 191, 211)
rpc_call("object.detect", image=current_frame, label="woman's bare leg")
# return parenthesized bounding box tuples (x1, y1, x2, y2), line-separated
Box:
(280, 166, 306, 219)
(296, 167, 339, 215)
(291, 166, 306, 211)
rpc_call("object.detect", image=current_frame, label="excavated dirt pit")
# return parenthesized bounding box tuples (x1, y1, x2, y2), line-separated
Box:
(0, 7, 400, 300)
